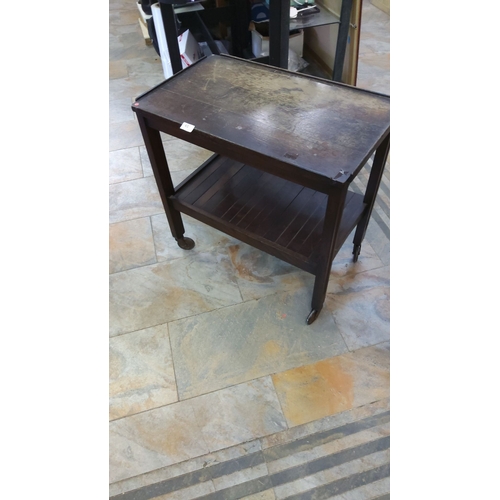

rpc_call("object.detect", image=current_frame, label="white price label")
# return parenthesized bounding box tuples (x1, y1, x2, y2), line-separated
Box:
(180, 122, 195, 132)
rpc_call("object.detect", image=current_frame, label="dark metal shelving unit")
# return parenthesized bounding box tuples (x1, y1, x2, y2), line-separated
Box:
(157, 0, 353, 81)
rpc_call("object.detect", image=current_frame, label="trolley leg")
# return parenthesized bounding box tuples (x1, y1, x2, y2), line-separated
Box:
(352, 244, 361, 263)
(352, 133, 390, 259)
(136, 114, 195, 250)
(307, 188, 348, 325)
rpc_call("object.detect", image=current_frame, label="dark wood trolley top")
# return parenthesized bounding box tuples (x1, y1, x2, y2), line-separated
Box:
(134, 55, 389, 188)
(133, 55, 390, 324)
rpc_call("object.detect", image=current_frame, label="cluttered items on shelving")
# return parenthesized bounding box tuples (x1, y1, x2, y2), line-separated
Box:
(250, 0, 319, 24)
(290, 0, 320, 18)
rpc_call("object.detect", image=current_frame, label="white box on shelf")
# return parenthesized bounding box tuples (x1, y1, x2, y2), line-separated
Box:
(251, 27, 304, 58)
(178, 29, 201, 67)
(151, 3, 201, 79)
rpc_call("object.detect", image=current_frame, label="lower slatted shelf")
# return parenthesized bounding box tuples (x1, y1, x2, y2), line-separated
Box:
(172, 155, 366, 273)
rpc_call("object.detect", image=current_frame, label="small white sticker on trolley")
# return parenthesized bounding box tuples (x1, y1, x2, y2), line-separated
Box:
(180, 122, 195, 132)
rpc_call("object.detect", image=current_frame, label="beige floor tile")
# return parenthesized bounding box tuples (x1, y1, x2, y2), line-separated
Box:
(169, 287, 348, 400)
(109, 400, 209, 483)
(358, 36, 390, 58)
(110, 97, 135, 124)
(109, 377, 286, 483)
(126, 58, 165, 89)
(110, 440, 263, 495)
(109, 453, 215, 496)
(110, 60, 129, 79)
(109, 176, 163, 224)
(271, 343, 389, 427)
(363, 222, 389, 266)
(110, 32, 153, 63)
(356, 59, 390, 95)
(227, 242, 314, 302)
(110, 324, 178, 420)
(109, 217, 156, 274)
(109, 146, 143, 185)
(153, 226, 382, 303)
(110, 119, 144, 151)
(189, 376, 287, 453)
(326, 267, 390, 350)
(151, 213, 238, 263)
(109, 252, 242, 336)
(356, 3, 389, 95)
(330, 236, 385, 279)
(110, 0, 137, 10)
(109, 8, 140, 27)
(157, 213, 310, 301)
(140, 140, 214, 176)
(260, 399, 389, 450)
(109, 76, 152, 101)
(110, 22, 143, 37)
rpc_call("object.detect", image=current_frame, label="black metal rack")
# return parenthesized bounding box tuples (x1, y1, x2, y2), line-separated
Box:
(157, 0, 353, 81)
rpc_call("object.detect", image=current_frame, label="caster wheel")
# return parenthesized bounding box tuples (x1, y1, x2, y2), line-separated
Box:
(352, 245, 361, 263)
(306, 309, 319, 325)
(177, 237, 195, 250)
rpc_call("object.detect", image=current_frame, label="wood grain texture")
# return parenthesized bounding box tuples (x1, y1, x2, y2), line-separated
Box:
(172, 156, 366, 272)
(133, 55, 390, 189)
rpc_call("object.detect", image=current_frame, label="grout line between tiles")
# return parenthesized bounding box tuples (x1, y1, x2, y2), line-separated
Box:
(269, 375, 290, 433)
(110, 290, 257, 339)
(108, 176, 157, 189)
(109, 374, 271, 423)
(109, 211, 164, 227)
(108, 257, 173, 276)
(148, 215, 160, 266)
(166, 321, 181, 404)
(328, 308, 351, 353)
(109, 339, 388, 425)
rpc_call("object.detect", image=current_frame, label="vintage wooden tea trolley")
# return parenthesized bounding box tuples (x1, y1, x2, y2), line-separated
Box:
(132, 55, 390, 324)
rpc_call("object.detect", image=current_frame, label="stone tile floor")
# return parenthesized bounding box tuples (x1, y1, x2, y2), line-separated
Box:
(109, 1, 390, 498)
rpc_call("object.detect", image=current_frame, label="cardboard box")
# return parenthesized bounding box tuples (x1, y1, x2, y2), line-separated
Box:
(178, 29, 201, 68)
(151, 2, 201, 79)
(250, 25, 304, 58)
(159, 29, 200, 79)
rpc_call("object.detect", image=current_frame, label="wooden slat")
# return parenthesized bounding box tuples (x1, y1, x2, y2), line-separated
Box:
(228, 175, 272, 226)
(289, 203, 327, 257)
(236, 174, 291, 229)
(261, 187, 316, 243)
(201, 163, 256, 213)
(174, 156, 365, 264)
(175, 154, 227, 199)
(182, 157, 242, 204)
(192, 160, 245, 207)
(222, 168, 265, 222)
(276, 191, 326, 248)
(244, 181, 304, 236)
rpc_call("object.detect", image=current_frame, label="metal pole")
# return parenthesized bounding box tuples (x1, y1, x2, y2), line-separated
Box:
(159, 0, 183, 74)
(269, 0, 290, 68)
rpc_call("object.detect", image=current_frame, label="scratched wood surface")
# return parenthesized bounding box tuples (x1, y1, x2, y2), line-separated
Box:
(135, 55, 390, 183)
